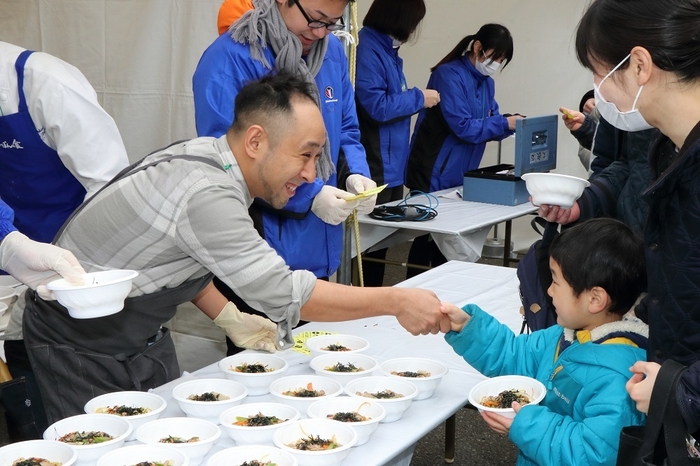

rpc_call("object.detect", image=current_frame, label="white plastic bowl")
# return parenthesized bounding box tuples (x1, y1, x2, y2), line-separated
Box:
(273, 419, 357, 466)
(305, 334, 370, 359)
(269, 375, 344, 413)
(379, 357, 448, 401)
(307, 396, 385, 446)
(171, 378, 248, 423)
(521, 172, 590, 208)
(96, 444, 190, 466)
(344, 376, 418, 423)
(46, 269, 139, 319)
(468, 375, 547, 419)
(0, 275, 21, 287)
(207, 445, 298, 466)
(0, 285, 15, 308)
(0, 439, 78, 466)
(218, 353, 289, 396)
(84, 390, 167, 441)
(134, 417, 221, 466)
(0, 302, 7, 317)
(43, 413, 132, 465)
(218, 402, 301, 446)
(309, 353, 378, 386)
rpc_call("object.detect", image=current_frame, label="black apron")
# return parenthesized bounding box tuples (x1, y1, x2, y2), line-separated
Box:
(22, 152, 220, 424)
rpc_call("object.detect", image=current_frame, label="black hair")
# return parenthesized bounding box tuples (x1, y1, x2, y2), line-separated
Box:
(231, 71, 317, 136)
(362, 0, 426, 43)
(286, 0, 355, 8)
(575, 0, 700, 83)
(549, 218, 646, 315)
(431, 23, 513, 72)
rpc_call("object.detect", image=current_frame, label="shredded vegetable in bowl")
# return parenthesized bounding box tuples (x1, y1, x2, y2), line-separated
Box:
(326, 411, 369, 422)
(234, 412, 287, 426)
(321, 344, 351, 352)
(57, 430, 113, 445)
(233, 362, 274, 373)
(95, 405, 152, 416)
(390, 370, 430, 378)
(286, 433, 341, 451)
(128, 462, 174, 466)
(324, 362, 363, 373)
(187, 392, 230, 402)
(283, 383, 325, 397)
(480, 388, 532, 408)
(238, 460, 276, 466)
(356, 389, 403, 399)
(158, 435, 200, 444)
(12, 458, 62, 466)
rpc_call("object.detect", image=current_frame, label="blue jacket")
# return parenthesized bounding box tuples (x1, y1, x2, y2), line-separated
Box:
(446, 304, 647, 466)
(355, 27, 424, 188)
(406, 56, 512, 192)
(193, 33, 369, 277)
(0, 200, 17, 241)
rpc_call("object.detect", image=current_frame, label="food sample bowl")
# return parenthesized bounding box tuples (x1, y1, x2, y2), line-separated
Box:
(521, 172, 590, 209)
(0, 439, 77, 466)
(379, 357, 448, 401)
(307, 396, 385, 446)
(96, 443, 190, 466)
(46, 269, 139, 319)
(269, 375, 343, 413)
(309, 353, 378, 386)
(468, 375, 547, 419)
(304, 334, 370, 359)
(218, 353, 289, 396)
(344, 376, 418, 423)
(84, 390, 167, 441)
(134, 417, 221, 466)
(218, 402, 300, 446)
(43, 413, 132, 465)
(206, 445, 298, 466)
(171, 378, 247, 423)
(273, 419, 357, 466)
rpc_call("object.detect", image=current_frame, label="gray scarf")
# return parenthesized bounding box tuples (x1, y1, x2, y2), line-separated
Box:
(230, 0, 335, 181)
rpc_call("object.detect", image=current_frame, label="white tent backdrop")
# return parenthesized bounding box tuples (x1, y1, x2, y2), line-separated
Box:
(0, 0, 591, 249)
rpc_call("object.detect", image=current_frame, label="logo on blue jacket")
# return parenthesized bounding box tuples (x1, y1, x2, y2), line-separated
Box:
(324, 86, 338, 104)
(0, 139, 23, 149)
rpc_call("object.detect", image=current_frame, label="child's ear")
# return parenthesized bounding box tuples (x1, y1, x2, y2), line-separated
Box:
(588, 286, 610, 315)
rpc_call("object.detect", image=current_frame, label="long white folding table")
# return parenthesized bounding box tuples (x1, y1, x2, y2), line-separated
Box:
(152, 261, 524, 465)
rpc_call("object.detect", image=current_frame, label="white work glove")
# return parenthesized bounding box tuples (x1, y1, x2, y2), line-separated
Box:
(0, 231, 86, 300)
(213, 301, 277, 352)
(311, 185, 361, 225)
(346, 174, 378, 214)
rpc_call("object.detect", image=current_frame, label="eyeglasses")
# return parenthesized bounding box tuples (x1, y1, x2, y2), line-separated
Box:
(293, 0, 345, 31)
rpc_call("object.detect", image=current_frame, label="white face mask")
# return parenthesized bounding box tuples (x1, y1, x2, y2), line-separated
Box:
(475, 51, 501, 77)
(594, 53, 654, 132)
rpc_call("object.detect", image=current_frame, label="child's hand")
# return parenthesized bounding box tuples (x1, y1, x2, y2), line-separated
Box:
(480, 401, 521, 434)
(440, 302, 470, 332)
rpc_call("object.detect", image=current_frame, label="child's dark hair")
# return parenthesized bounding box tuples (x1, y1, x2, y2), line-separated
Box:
(549, 218, 646, 315)
(432, 23, 513, 71)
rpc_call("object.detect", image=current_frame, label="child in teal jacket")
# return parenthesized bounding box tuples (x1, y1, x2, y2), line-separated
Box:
(443, 218, 648, 465)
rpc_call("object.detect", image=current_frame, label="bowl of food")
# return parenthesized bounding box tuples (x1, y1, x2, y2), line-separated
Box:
(344, 376, 418, 423)
(206, 445, 298, 466)
(273, 419, 357, 466)
(304, 334, 369, 359)
(96, 444, 189, 466)
(84, 390, 167, 441)
(379, 357, 448, 401)
(46, 269, 139, 319)
(269, 375, 343, 413)
(218, 353, 289, 396)
(309, 353, 378, 386)
(306, 396, 385, 446)
(134, 417, 221, 466)
(0, 440, 78, 466)
(171, 378, 248, 423)
(468, 375, 547, 419)
(43, 413, 132, 465)
(218, 402, 300, 446)
(521, 173, 590, 209)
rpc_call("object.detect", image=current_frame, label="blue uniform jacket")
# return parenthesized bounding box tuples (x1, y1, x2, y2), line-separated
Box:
(355, 27, 424, 188)
(193, 33, 369, 277)
(446, 304, 647, 466)
(0, 200, 17, 241)
(406, 56, 512, 192)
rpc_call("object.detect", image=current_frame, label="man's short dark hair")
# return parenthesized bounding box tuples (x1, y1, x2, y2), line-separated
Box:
(550, 218, 646, 315)
(231, 71, 317, 136)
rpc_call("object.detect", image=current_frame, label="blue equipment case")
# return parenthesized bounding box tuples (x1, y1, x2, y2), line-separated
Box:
(462, 114, 558, 205)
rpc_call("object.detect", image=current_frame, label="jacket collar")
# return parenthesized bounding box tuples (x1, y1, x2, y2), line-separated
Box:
(558, 316, 649, 355)
(361, 27, 398, 55)
(461, 54, 489, 82)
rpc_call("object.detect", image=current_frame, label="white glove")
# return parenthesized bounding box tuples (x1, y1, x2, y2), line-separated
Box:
(346, 174, 378, 214)
(0, 231, 86, 300)
(213, 301, 277, 352)
(311, 185, 360, 225)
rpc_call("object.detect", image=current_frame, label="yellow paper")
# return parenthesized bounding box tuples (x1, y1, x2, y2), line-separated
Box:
(345, 184, 388, 202)
(292, 330, 337, 355)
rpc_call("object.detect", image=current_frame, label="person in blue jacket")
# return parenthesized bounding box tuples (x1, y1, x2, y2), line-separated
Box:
(354, 0, 439, 286)
(442, 218, 648, 465)
(404, 24, 522, 277)
(193, 0, 375, 353)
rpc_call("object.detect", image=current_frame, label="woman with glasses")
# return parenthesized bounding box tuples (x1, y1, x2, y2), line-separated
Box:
(354, 0, 438, 286)
(404, 23, 521, 277)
